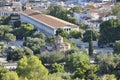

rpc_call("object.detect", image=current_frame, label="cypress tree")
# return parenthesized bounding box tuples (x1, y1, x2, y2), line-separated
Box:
(89, 30, 94, 57)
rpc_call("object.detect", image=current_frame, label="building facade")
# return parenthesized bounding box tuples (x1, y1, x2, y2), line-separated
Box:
(55, 35, 71, 53)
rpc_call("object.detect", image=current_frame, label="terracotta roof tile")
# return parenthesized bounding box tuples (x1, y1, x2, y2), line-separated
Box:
(85, 5, 97, 10)
(22, 10, 78, 28)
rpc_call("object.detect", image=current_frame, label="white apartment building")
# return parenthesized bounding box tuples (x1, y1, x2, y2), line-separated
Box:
(74, 12, 99, 23)
(102, 15, 117, 21)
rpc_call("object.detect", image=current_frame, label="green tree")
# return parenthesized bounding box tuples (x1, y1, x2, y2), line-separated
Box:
(60, 30, 69, 38)
(100, 74, 117, 80)
(67, 17, 78, 24)
(95, 53, 120, 77)
(95, 53, 114, 74)
(51, 63, 64, 73)
(0, 42, 6, 54)
(56, 28, 69, 38)
(40, 51, 64, 64)
(48, 4, 68, 20)
(66, 51, 90, 71)
(0, 25, 14, 41)
(12, 23, 35, 39)
(7, 47, 33, 61)
(46, 36, 55, 43)
(17, 56, 48, 80)
(83, 29, 99, 42)
(0, 31, 4, 40)
(23, 37, 45, 53)
(21, 24, 34, 31)
(32, 31, 46, 39)
(0, 66, 8, 78)
(13, 20, 21, 27)
(68, 6, 83, 16)
(12, 28, 24, 39)
(89, 32, 94, 57)
(56, 28, 64, 36)
(21, 23, 35, 37)
(69, 30, 82, 39)
(4, 33, 16, 43)
(114, 40, 120, 54)
(74, 68, 86, 79)
(0, 25, 13, 36)
(7, 47, 24, 61)
(74, 64, 98, 79)
(23, 47, 34, 56)
(0, 16, 10, 25)
(48, 51, 64, 63)
(85, 65, 98, 80)
(1, 71, 19, 80)
(79, 23, 84, 29)
(47, 4, 78, 24)
(48, 74, 62, 80)
(99, 19, 120, 46)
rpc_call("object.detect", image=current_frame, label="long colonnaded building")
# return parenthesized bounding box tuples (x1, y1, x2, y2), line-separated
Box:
(0, 10, 79, 35)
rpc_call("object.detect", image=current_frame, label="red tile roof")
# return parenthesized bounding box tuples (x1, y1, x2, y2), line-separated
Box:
(22, 10, 78, 28)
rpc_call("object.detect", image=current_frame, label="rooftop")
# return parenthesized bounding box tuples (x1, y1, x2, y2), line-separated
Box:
(22, 10, 78, 28)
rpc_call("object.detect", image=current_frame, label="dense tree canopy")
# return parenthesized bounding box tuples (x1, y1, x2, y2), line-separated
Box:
(99, 19, 120, 46)
(83, 29, 99, 42)
(95, 53, 120, 78)
(0, 25, 16, 42)
(4, 33, 16, 42)
(0, 16, 10, 25)
(68, 6, 83, 16)
(0, 25, 13, 34)
(100, 74, 117, 80)
(47, 4, 78, 24)
(13, 23, 35, 39)
(74, 65, 98, 79)
(48, 4, 68, 20)
(0, 66, 19, 80)
(23, 37, 45, 53)
(32, 31, 46, 39)
(51, 63, 64, 73)
(69, 30, 82, 39)
(17, 56, 48, 80)
(1, 71, 19, 80)
(7, 47, 33, 61)
(13, 20, 21, 28)
(66, 51, 90, 71)
(0, 66, 8, 78)
(66, 51, 98, 79)
(56, 28, 69, 38)
(40, 51, 64, 64)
